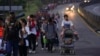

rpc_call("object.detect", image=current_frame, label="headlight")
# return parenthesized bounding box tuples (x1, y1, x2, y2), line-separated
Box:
(84, 0, 87, 3)
(71, 8, 73, 10)
(66, 8, 69, 10)
(71, 5, 74, 10)
(88, 0, 90, 2)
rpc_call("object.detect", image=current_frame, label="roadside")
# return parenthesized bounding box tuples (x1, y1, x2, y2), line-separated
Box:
(78, 2, 100, 35)
(84, 3, 100, 16)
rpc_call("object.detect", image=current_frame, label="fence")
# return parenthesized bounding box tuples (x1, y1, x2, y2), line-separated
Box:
(78, 1, 100, 32)
(0, 6, 23, 12)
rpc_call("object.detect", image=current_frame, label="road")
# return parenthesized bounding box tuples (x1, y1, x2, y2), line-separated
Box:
(84, 3, 100, 16)
(28, 3, 100, 56)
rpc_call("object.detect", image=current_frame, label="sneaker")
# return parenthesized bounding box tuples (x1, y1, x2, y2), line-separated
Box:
(32, 51, 36, 54)
(36, 42, 38, 47)
(41, 48, 44, 50)
(52, 47, 55, 51)
(28, 50, 32, 53)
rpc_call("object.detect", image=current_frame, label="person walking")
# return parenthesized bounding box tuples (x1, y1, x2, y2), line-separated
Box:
(44, 18, 57, 52)
(3, 13, 22, 56)
(40, 19, 48, 50)
(18, 19, 29, 56)
(27, 15, 37, 54)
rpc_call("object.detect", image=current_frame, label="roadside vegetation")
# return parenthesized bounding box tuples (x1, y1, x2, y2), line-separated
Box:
(25, 0, 43, 17)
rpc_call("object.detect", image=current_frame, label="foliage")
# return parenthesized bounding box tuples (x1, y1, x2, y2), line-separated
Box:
(33, 0, 43, 7)
(25, 0, 43, 17)
(25, 2, 38, 16)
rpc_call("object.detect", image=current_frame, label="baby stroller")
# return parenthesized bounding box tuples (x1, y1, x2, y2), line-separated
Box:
(60, 29, 75, 55)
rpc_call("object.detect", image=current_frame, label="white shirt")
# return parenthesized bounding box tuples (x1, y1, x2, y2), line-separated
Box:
(30, 27, 37, 35)
(19, 26, 29, 46)
(26, 21, 37, 35)
(19, 27, 28, 38)
(61, 20, 73, 28)
(25, 26, 37, 35)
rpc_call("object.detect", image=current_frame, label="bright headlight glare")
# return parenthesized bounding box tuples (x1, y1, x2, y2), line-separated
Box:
(84, 0, 87, 2)
(88, 0, 90, 2)
(66, 8, 69, 10)
(71, 8, 73, 10)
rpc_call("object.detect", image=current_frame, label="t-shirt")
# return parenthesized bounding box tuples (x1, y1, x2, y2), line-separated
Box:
(61, 20, 73, 29)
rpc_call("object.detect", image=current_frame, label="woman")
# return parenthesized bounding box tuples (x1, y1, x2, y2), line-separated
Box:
(19, 19, 29, 56)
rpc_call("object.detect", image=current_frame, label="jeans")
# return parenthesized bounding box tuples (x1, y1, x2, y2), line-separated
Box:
(6, 40, 18, 56)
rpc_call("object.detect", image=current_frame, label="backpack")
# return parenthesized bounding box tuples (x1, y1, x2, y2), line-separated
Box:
(46, 23, 59, 45)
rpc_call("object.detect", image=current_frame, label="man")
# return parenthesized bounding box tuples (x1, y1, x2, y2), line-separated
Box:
(3, 12, 22, 56)
(44, 18, 57, 52)
(61, 14, 79, 40)
(61, 14, 74, 37)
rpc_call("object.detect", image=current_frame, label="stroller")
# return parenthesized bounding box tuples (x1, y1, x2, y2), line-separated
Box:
(60, 29, 75, 55)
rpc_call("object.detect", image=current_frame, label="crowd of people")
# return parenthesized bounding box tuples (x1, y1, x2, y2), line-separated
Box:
(0, 11, 61, 56)
(0, 8, 79, 56)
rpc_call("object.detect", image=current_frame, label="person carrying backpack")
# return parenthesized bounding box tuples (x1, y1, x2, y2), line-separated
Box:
(44, 18, 58, 52)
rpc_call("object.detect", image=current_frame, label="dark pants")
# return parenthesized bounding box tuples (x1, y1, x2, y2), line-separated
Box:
(40, 32, 47, 48)
(6, 40, 18, 56)
(19, 38, 28, 56)
(28, 34, 36, 51)
(19, 46, 27, 56)
(47, 39, 54, 51)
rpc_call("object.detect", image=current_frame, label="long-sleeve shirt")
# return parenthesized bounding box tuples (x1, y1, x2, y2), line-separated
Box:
(45, 23, 57, 39)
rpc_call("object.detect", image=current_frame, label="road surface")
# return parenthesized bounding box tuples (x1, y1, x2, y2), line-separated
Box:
(84, 3, 100, 16)
(28, 3, 100, 56)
